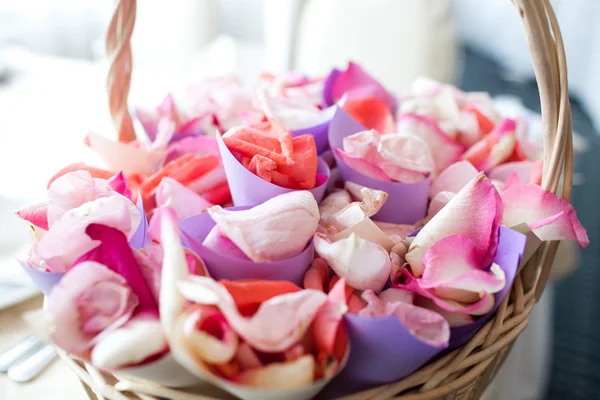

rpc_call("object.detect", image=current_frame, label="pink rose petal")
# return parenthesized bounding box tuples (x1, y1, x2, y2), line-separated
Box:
(396, 113, 465, 175)
(155, 177, 213, 220)
(91, 311, 167, 369)
(15, 200, 49, 231)
(331, 62, 396, 112)
(75, 224, 159, 312)
(207, 191, 319, 262)
(36, 197, 139, 273)
(319, 190, 353, 226)
(312, 278, 348, 355)
(420, 235, 506, 294)
(358, 290, 449, 347)
(313, 232, 391, 292)
(202, 226, 250, 260)
(406, 173, 502, 276)
(108, 172, 133, 200)
(47, 261, 138, 353)
(333, 148, 391, 182)
(430, 161, 479, 198)
(501, 183, 589, 248)
(427, 191, 455, 218)
(178, 277, 327, 352)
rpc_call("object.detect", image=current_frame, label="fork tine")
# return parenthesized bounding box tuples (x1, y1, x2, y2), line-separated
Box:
(0, 334, 44, 372)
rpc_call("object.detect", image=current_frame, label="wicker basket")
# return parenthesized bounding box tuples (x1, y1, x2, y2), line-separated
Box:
(60, 0, 574, 398)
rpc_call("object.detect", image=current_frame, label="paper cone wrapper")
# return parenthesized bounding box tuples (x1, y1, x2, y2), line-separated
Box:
(331, 314, 445, 393)
(328, 108, 429, 224)
(447, 227, 527, 348)
(510, 223, 543, 270)
(290, 107, 337, 155)
(216, 132, 330, 207)
(87, 132, 166, 176)
(179, 208, 314, 285)
(115, 353, 201, 388)
(129, 192, 149, 249)
(19, 262, 64, 296)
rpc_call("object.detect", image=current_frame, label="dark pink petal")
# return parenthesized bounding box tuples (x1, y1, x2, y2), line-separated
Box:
(108, 172, 132, 200)
(501, 183, 589, 248)
(396, 113, 465, 175)
(15, 200, 49, 230)
(76, 224, 158, 311)
(420, 235, 506, 293)
(331, 62, 396, 113)
(406, 173, 502, 276)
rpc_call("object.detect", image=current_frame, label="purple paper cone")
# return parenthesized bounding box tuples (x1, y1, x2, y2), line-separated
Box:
(291, 107, 336, 155)
(323, 68, 342, 106)
(19, 262, 64, 296)
(179, 207, 314, 284)
(331, 314, 447, 393)
(216, 132, 330, 207)
(328, 108, 429, 224)
(129, 192, 148, 249)
(447, 226, 527, 348)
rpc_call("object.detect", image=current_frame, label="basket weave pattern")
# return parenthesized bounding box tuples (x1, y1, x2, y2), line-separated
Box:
(61, 0, 573, 398)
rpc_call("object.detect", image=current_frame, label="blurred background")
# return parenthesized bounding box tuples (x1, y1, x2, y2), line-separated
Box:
(0, 1, 598, 399)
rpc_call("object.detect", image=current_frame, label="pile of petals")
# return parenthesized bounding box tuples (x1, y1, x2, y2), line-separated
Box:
(168, 277, 348, 389)
(222, 124, 319, 190)
(14, 61, 591, 395)
(15, 171, 209, 373)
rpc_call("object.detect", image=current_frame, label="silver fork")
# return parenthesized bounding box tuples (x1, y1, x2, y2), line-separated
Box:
(0, 334, 57, 382)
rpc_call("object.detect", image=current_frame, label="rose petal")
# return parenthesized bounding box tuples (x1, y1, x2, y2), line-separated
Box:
(15, 200, 49, 231)
(501, 183, 589, 248)
(399, 275, 496, 316)
(75, 224, 158, 312)
(312, 278, 348, 356)
(180, 306, 239, 364)
(178, 277, 327, 352)
(47, 261, 138, 353)
(406, 173, 502, 276)
(207, 191, 319, 262)
(313, 232, 391, 292)
(36, 197, 139, 273)
(257, 88, 325, 130)
(358, 290, 449, 347)
(333, 148, 391, 182)
(396, 113, 465, 175)
(155, 177, 213, 220)
(319, 190, 353, 226)
(342, 97, 394, 133)
(108, 172, 133, 200)
(378, 134, 434, 174)
(330, 62, 397, 113)
(430, 161, 479, 198)
(235, 355, 315, 389)
(91, 312, 167, 369)
(220, 280, 301, 317)
(420, 235, 506, 294)
(414, 297, 474, 327)
(427, 191, 455, 218)
(202, 226, 250, 261)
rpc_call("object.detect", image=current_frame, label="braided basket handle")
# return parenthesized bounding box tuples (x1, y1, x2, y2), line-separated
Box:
(106, 0, 137, 143)
(513, 0, 573, 300)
